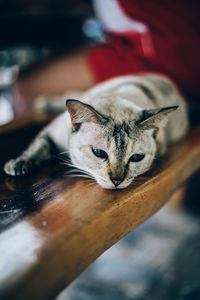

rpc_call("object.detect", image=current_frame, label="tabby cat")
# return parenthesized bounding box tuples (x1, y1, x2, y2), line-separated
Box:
(4, 75, 188, 189)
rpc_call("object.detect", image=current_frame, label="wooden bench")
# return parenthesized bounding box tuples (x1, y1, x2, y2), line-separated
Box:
(0, 114, 200, 300)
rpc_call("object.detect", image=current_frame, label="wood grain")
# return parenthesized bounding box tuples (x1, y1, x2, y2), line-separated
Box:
(0, 112, 54, 135)
(0, 118, 200, 300)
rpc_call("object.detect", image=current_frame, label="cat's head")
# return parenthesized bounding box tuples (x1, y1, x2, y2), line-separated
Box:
(66, 99, 177, 189)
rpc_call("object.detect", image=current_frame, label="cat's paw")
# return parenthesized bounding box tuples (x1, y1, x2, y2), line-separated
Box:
(4, 158, 33, 176)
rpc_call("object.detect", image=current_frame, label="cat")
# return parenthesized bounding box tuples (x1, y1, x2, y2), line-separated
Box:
(4, 74, 189, 189)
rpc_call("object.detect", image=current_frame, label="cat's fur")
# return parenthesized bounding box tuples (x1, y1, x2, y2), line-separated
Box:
(4, 75, 189, 189)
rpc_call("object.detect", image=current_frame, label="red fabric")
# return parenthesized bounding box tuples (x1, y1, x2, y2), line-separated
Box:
(86, 0, 200, 103)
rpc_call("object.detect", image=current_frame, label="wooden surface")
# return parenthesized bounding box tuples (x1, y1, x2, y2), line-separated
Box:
(0, 117, 200, 300)
(0, 112, 53, 135)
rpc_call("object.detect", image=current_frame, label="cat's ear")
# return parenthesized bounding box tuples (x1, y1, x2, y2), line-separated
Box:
(66, 99, 108, 131)
(136, 105, 178, 131)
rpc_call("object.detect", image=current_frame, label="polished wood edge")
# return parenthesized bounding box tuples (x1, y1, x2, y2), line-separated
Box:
(5, 128, 200, 300)
(0, 113, 54, 135)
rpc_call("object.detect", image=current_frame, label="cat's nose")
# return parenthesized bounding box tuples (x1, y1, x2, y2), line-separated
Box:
(110, 177, 123, 187)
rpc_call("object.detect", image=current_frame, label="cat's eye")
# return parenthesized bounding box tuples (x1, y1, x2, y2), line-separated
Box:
(129, 153, 145, 162)
(92, 147, 108, 160)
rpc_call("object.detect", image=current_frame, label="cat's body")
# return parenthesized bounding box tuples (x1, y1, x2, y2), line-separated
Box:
(4, 74, 188, 189)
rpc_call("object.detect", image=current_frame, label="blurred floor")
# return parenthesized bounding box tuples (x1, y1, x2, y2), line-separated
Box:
(57, 199, 200, 300)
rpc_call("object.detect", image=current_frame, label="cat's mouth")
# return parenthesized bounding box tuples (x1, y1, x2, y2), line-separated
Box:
(96, 178, 132, 190)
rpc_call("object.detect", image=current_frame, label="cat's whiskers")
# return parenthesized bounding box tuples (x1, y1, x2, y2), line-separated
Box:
(64, 167, 95, 181)
(87, 181, 98, 188)
(64, 174, 94, 185)
(69, 174, 92, 179)
(60, 162, 75, 169)
(56, 155, 74, 165)
(67, 168, 93, 177)
(65, 172, 91, 179)
(57, 151, 69, 156)
(56, 156, 96, 180)
(60, 157, 73, 163)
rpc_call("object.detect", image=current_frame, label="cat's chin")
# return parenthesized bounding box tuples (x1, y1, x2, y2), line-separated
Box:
(96, 180, 131, 190)
(101, 185, 129, 190)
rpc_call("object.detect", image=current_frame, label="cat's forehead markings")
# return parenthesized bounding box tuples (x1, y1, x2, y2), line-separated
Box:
(113, 124, 128, 160)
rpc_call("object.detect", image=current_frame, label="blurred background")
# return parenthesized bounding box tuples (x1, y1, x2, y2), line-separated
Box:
(0, 0, 100, 125)
(1, 0, 200, 125)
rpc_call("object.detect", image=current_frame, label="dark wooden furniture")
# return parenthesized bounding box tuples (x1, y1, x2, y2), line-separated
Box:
(0, 115, 200, 300)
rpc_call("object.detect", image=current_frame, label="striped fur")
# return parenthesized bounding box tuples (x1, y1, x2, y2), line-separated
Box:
(4, 74, 189, 189)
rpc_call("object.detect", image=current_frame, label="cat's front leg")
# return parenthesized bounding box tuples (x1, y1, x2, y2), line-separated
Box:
(4, 136, 53, 176)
